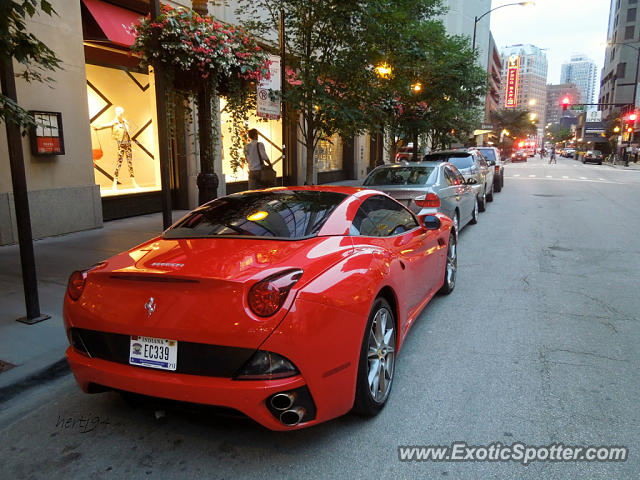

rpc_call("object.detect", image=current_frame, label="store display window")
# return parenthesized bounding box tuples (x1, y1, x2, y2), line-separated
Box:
(220, 97, 282, 183)
(86, 63, 160, 196)
(315, 134, 343, 172)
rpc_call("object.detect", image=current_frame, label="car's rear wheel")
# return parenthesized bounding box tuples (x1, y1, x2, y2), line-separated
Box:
(438, 231, 457, 295)
(470, 197, 479, 225)
(478, 190, 486, 212)
(494, 176, 502, 193)
(353, 298, 396, 416)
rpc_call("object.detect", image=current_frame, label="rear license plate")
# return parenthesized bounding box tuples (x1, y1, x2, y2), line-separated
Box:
(129, 336, 177, 371)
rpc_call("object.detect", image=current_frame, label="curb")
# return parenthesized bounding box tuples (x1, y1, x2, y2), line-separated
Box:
(0, 357, 70, 404)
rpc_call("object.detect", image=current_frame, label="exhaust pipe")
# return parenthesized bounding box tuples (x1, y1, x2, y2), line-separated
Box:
(270, 392, 296, 411)
(280, 407, 306, 426)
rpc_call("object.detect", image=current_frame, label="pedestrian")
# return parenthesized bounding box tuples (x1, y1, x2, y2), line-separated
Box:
(244, 128, 273, 189)
(549, 146, 556, 164)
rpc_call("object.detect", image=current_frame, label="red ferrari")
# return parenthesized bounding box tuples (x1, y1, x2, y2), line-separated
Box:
(64, 186, 456, 430)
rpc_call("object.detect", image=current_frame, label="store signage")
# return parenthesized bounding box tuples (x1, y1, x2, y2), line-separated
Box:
(505, 55, 520, 108)
(29, 111, 65, 155)
(586, 111, 602, 122)
(257, 55, 281, 120)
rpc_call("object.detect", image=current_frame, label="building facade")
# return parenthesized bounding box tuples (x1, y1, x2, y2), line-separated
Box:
(439, 0, 492, 70)
(499, 44, 548, 141)
(560, 54, 597, 106)
(1, 0, 364, 245)
(546, 83, 582, 126)
(599, 0, 640, 120)
(485, 32, 502, 121)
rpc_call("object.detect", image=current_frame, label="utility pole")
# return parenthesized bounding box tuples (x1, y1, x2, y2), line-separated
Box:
(151, 0, 173, 229)
(0, 57, 50, 324)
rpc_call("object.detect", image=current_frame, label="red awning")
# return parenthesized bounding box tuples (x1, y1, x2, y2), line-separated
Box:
(82, 0, 142, 47)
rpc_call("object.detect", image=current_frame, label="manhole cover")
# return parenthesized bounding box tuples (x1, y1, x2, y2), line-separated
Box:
(0, 360, 15, 373)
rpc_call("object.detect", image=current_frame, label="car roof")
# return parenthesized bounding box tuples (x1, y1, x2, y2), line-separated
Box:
(372, 161, 444, 168)
(426, 150, 474, 157)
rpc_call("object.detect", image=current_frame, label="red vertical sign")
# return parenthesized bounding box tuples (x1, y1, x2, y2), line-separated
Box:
(505, 55, 520, 108)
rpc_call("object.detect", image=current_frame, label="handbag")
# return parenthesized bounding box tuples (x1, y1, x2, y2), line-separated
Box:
(258, 143, 276, 186)
(92, 128, 103, 160)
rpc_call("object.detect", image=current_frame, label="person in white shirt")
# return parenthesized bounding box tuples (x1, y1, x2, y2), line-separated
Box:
(244, 128, 272, 189)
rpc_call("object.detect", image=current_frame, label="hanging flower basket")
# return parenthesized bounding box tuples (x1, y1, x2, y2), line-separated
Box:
(131, 5, 270, 94)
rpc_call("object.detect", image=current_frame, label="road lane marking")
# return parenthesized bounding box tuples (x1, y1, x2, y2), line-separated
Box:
(513, 174, 520, 177)
(580, 176, 587, 179)
(506, 176, 627, 185)
(529, 174, 536, 177)
(546, 175, 552, 178)
(562, 176, 569, 179)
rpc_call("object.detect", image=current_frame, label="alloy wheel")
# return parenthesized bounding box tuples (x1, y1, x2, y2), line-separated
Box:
(445, 232, 457, 290)
(367, 307, 396, 404)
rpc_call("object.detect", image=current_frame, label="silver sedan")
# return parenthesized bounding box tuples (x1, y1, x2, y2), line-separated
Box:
(362, 161, 479, 233)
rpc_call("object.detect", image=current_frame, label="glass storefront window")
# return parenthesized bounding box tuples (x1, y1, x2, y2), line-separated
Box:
(86, 64, 160, 197)
(315, 134, 343, 172)
(219, 97, 283, 183)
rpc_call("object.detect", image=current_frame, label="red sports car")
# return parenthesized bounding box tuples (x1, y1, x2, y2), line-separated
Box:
(63, 186, 456, 430)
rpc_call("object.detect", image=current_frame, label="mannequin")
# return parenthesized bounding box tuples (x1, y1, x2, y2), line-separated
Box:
(93, 106, 139, 190)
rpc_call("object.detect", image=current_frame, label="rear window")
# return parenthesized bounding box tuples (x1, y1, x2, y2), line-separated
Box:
(477, 148, 496, 161)
(423, 153, 474, 169)
(164, 190, 347, 239)
(364, 166, 436, 186)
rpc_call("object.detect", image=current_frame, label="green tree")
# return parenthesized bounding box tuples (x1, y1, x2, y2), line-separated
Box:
(0, 0, 61, 128)
(236, 0, 373, 184)
(490, 108, 537, 140)
(547, 124, 573, 143)
(361, 1, 486, 157)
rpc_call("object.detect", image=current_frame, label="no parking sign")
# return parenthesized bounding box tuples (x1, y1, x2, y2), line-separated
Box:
(257, 55, 281, 120)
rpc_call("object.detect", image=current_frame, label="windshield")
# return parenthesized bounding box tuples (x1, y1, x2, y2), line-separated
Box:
(423, 153, 475, 170)
(364, 166, 437, 186)
(164, 190, 347, 239)
(478, 148, 496, 161)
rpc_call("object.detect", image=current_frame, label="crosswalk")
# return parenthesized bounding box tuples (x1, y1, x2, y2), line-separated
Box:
(506, 173, 625, 185)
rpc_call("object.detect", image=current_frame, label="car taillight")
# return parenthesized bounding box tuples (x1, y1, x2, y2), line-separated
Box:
(414, 193, 440, 208)
(495, 165, 500, 173)
(511, 153, 516, 158)
(248, 269, 303, 317)
(66, 270, 88, 301)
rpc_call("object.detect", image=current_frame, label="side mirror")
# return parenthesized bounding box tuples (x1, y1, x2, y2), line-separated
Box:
(466, 177, 477, 185)
(419, 214, 441, 230)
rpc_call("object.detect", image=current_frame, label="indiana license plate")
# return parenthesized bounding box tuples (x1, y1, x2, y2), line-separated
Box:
(129, 336, 177, 371)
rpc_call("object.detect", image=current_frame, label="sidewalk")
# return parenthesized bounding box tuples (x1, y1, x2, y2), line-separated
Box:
(0, 211, 188, 399)
(602, 160, 640, 170)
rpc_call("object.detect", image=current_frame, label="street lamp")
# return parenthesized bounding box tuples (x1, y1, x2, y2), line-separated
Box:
(472, 2, 535, 52)
(375, 63, 392, 79)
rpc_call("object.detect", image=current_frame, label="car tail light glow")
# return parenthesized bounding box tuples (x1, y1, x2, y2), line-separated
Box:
(66, 270, 88, 301)
(414, 193, 440, 208)
(248, 269, 303, 317)
(495, 165, 500, 173)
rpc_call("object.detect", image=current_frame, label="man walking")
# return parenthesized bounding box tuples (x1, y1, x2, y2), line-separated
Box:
(244, 128, 272, 189)
(549, 146, 556, 164)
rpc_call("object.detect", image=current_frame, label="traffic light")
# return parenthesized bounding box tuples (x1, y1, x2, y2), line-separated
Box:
(561, 96, 570, 110)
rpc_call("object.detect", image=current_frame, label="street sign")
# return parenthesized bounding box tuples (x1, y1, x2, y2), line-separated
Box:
(256, 54, 281, 120)
(570, 105, 585, 111)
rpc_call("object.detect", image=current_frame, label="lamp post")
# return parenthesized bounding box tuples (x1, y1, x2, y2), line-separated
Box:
(472, 2, 535, 52)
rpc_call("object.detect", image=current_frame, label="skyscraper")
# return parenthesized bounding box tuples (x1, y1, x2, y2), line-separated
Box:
(560, 54, 597, 106)
(546, 83, 581, 125)
(499, 44, 548, 140)
(599, 0, 640, 120)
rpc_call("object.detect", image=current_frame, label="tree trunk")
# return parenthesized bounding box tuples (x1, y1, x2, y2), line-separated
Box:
(191, 0, 207, 16)
(305, 136, 315, 185)
(196, 80, 218, 204)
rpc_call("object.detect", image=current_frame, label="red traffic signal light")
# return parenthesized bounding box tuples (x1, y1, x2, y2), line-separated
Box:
(561, 96, 570, 110)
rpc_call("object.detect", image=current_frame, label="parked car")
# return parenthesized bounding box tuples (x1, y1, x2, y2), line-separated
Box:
(583, 150, 603, 165)
(511, 150, 527, 162)
(395, 146, 413, 162)
(476, 146, 504, 193)
(562, 148, 575, 158)
(363, 161, 479, 233)
(63, 187, 457, 430)
(423, 150, 494, 212)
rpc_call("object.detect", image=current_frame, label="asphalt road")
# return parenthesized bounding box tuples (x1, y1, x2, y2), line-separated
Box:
(1, 155, 639, 479)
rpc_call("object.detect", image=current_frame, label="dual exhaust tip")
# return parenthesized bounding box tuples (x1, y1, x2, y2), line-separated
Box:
(270, 392, 306, 426)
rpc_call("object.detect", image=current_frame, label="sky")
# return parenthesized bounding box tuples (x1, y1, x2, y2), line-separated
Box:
(489, 0, 611, 84)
